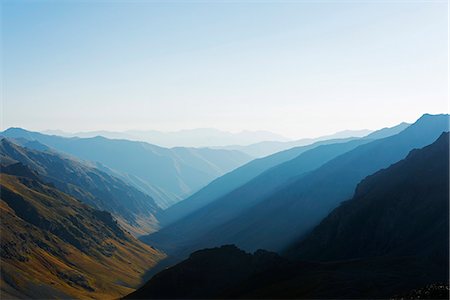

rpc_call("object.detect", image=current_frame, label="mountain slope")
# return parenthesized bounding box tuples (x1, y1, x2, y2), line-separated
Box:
(170, 114, 447, 253)
(0, 138, 161, 236)
(129, 132, 449, 299)
(1, 128, 252, 208)
(159, 121, 409, 226)
(0, 167, 165, 299)
(144, 138, 374, 254)
(286, 131, 449, 261)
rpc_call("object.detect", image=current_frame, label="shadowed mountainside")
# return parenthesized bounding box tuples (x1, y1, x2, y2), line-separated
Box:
(286, 132, 449, 261)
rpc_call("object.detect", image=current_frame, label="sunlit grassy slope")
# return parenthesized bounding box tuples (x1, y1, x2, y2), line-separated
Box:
(0, 173, 165, 299)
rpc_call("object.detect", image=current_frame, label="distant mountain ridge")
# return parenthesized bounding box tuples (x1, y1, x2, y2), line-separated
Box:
(217, 128, 379, 157)
(43, 128, 290, 148)
(1, 128, 253, 208)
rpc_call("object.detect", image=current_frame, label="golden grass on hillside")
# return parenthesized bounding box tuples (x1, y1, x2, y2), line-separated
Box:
(0, 174, 166, 299)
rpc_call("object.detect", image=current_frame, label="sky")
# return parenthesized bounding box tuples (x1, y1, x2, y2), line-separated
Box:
(1, 0, 448, 139)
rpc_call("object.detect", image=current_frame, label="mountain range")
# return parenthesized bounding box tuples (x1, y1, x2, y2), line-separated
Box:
(128, 131, 449, 299)
(142, 119, 424, 257)
(158, 122, 408, 228)
(1, 128, 253, 208)
(170, 114, 447, 254)
(43, 128, 291, 148)
(43, 128, 377, 157)
(1, 114, 447, 299)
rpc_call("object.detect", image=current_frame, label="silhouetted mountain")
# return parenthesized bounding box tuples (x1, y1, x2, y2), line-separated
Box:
(128, 132, 448, 299)
(286, 132, 449, 261)
(0, 138, 161, 236)
(1, 128, 252, 208)
(0, 165, 165, 299)
(44, 128, 290, 148)
(125, 245, 287, 299)
(190, 114, 447, 253)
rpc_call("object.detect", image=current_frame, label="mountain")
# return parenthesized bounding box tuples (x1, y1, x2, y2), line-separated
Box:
(219, 128, 377, 157)
(145, 138, 374, 254)
(128, 248, 448, 299)
(147, 114, 446, 258)
(286, 131, 449, 261)
(144, 121, 412, 254)
(185, 114, 447, 253)
(158, 121, 409, 227)
(125, 245, 288, 300)
(128, 132, 449, 299)
(159, 137, 359, 227)
(0, 138, 160, 236)
(43, 128, 290, 148)
(0, 164, 165, 299)
(1, 128, 253, 208)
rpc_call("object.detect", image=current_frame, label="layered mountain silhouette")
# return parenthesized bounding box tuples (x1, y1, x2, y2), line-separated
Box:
(1, 138, 160, 236)
(159, 121, 407, 227)
(158, 137, 355, 227)
(143, 120, 416, 256)
(1, 128, 252, 208)
(144, 138, 372, 254)
(0, 164, 165, 299)
(128, 132, 449, 299)
(164, 114, 447, 254)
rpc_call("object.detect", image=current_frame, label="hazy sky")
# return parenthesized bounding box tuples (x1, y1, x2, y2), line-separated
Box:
(2, 0, 448, 139)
